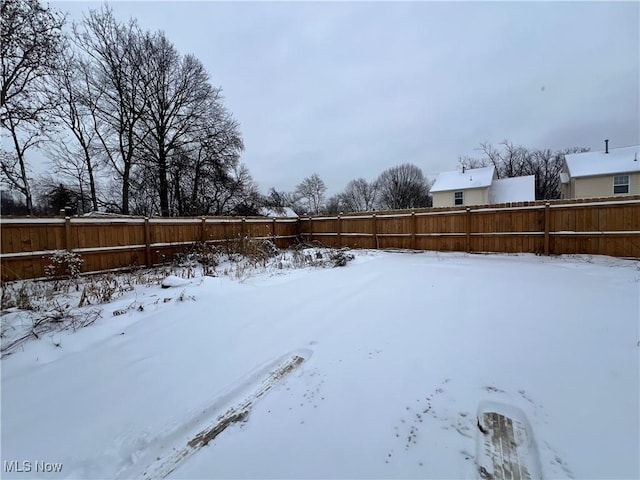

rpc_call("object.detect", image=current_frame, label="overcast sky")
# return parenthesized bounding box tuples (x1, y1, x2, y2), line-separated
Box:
(53, 0, 640, 196)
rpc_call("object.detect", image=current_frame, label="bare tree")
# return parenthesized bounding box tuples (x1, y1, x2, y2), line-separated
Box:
(323, 194, 346, 215)
(477, 141, 528, 178)
(47, 5, 245, 217)
(186, 107, 243, 215)
(294, 173, 326, 214)
(457, 155, 489, 170)
(0, 189, 28, 215)
(0, 120, 40, 213)
(33, 177, 89, 215)
(73, 6, 148, 214)
(226, 168, 262, 216)
(46, 51, 103, 211)
(152, 103, 244, 217)
(137, 31, 218, 216)
(205, 164, 258, 215)
(0, 0, 65, 122)
(45, 141, 92, 214)
(341, 178, 377, 212)
(262, 187, 294, 215)
(128, 165, 158, 216)
(1, 0, 65, 213)
(460, 141, 590, 199)
(375, 163, 431, 210)
(527, 147, 589, 199)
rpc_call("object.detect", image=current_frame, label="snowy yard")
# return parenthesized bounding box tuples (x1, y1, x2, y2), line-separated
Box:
(1, 250, 639, 479)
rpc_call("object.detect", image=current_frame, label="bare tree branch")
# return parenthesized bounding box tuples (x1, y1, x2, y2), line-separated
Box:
(375, 164, 431, 210)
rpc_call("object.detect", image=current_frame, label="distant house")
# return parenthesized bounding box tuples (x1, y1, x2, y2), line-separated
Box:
(560, 142, 640, 199)
(430, 165, 535, 207)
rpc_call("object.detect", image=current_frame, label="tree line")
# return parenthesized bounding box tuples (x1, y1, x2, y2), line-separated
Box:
(265, 138, 589, 216)
(1, 0, 588, 217)
(264, 163, 434, 216)
(458, 141, 589, 200)
(1, 1, 248, 216)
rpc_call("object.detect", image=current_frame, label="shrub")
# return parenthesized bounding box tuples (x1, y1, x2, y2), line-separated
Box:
(329, 247, 355, 267)
(44, 251, 84, 279)
(229, 236, 278, 264)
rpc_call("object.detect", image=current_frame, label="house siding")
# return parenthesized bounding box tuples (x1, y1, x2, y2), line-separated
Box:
(431, 191, 450, 208)
(561, 179, 574, 199)
(572, 172, 640, 199)
(432, 187, 489, 207)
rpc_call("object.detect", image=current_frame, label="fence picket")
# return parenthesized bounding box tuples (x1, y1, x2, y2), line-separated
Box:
(2, 196, 639, 281)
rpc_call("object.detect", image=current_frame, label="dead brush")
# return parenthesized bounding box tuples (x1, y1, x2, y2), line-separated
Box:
(194, 243, 221, 268)
(77, 274, 134, 306)
(175, 243, 221, 272)
(290, 249, 316, 269)
(15, 283, 35, 310)
(44, 250, 84, 279)
(1, 280, 53, 311)
(0, 283, 13, 310)
(183, 245, 222, 276)
(286, 244, 355, 269)
(232, 261, 248, 281)
(228, 236, 278, 267)
(1, 305, 101, 358)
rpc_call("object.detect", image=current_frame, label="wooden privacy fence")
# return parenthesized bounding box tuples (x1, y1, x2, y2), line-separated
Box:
(299, 196, 640, 258)
(1, 196, 639, 281)
(0, 216, 299, 282)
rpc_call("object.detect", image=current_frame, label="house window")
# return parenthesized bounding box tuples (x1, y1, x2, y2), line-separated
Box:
(454, 191, 464, 205)
(613, 175, 629, 194)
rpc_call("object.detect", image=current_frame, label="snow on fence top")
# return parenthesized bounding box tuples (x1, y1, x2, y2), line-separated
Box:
(1, 196, 639, 281)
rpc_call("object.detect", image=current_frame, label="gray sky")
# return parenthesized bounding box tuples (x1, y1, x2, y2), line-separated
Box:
(54, 0, 640, 196)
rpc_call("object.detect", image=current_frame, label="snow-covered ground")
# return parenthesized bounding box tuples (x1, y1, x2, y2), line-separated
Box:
(1, 250, 639, 479)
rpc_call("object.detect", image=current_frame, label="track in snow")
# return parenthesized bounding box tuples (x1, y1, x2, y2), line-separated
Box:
(116, 350, 311, 480)
(476, 401, 542, 480)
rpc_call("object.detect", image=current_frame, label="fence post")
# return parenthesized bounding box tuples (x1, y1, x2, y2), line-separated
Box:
(272, 217, 277, 245)
(144, 217, 151, 266)
(411, 211, 416, 250)
(337, 213, 342, 248)
(201, 217, 206, 244)
(309, 216, 313, 244)
(544, 202, 550, 255)
(241, 217, 246, 239)
(466, 208, 471, 253)
(223, 220, 229, 254)
(295, 217, 301, 244)
(372, 213, 378, 249)
(64, 216, 72, 252)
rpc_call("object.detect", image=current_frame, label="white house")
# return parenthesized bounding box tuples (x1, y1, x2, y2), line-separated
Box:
(430, 165, 535, 207)
(560, 143, 640, 199)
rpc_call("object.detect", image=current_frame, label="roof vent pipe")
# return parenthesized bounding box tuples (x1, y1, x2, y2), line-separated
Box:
(605, 139, 609, 154)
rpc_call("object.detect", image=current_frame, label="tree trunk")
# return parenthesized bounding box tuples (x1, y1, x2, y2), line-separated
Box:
(87, 159, 98, 211)
(19, 156, 33, 215)
(158, 151, 169, 217)
(9, 124, 33, 215)
(121, 162, 131, 215)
